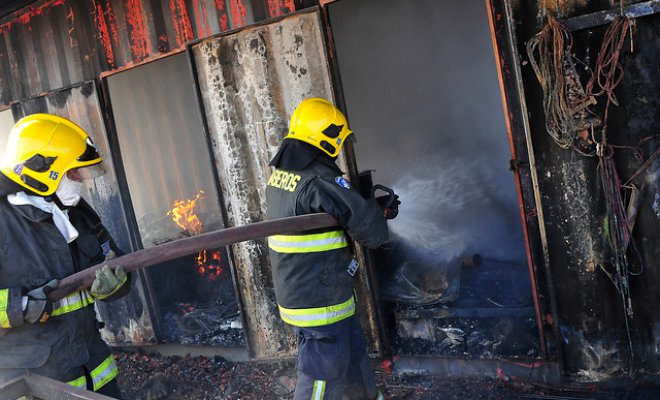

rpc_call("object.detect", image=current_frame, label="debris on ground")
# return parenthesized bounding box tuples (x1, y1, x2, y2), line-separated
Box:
(115, 351, 660, 399)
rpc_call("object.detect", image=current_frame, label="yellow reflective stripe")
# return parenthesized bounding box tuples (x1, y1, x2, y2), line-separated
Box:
(268, 230, 348, 253)
(67, 375, 87, 389)
(0, 289, 10, 328)
(51, 290, 95, 317)
(312, 380, 326, 400)
(91, 355, 118, 391)
(278, 296, 355, 327)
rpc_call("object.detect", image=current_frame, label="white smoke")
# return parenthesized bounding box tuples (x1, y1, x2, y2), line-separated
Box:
(388, 158, 526, 264)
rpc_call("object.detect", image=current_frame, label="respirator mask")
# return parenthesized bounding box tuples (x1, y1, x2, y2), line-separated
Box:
(55, 174, 84, 207)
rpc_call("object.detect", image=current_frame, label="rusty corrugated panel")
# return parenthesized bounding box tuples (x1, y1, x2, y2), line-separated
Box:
(0, 0, 290, 105)
(191, 9, 381, 359)
(9, 82, 157, 346)
(0, 0, 95, 103)
(266, 0, 296, 18)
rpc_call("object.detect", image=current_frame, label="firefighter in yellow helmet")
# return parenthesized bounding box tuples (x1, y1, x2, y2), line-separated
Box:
(0, 114, 129, 398)
(266, 98, 388, 400)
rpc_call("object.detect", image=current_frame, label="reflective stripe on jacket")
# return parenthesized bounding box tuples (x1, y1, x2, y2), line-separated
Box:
(278, 295, 356, 327)
(268, 230, 349, 253)
(0, 195, 121, 375)
(266, 158, 388, 327)
(51, 290, 96, 317)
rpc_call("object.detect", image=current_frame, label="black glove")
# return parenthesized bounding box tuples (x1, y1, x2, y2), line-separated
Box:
(24, 279, 58, 324)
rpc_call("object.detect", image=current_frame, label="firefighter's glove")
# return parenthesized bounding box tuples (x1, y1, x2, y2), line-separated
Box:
(23, 279, 58, 324)
(91, 265, 127, 300)
(141, 372, 170, 400)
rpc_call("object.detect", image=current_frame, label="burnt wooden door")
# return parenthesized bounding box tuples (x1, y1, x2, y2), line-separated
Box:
(190, 7, 384, 359)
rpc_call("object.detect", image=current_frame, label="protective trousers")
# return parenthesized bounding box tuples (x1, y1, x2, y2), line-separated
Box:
(0, 328, 122, 399)
(293, 315, 382, 400)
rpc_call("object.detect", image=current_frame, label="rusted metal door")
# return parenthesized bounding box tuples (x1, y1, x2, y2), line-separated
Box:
(190, 7, 384, 359)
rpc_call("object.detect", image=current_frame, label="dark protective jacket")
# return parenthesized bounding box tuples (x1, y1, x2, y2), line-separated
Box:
(266, 158, 388, 327)
(0, 182, 124, 384)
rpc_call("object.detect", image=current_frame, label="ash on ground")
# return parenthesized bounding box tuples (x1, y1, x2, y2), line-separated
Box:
(114, 351, 655, 399)
(162, 297, 245, 347)
(393, 315, 540, 359)
(388, 258, 541, 360)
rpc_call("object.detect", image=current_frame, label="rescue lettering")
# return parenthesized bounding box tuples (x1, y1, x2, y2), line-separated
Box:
(268, 170, 301, 192)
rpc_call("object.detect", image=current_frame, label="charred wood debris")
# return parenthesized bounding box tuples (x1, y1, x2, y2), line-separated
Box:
(114, 351, 656, 400)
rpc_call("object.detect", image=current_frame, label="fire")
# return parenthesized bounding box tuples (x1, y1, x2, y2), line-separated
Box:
(167, 190, 223, 280)
(167, 190, 206, 235)
(196, 249, 223, 280)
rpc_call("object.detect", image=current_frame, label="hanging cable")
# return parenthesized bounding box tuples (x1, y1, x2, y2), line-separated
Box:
(584, 13, 641, 366)
(527, 17, 598, 149)
(527, 17, 574, 148)
(586, 17, 633, 140)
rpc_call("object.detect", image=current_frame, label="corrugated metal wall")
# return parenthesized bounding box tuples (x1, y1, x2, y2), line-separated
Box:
(0, 0, 298, 105)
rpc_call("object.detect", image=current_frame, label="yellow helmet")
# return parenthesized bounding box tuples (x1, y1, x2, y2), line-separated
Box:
(0, 114, 102, 196)
(285, 98, 353, 157)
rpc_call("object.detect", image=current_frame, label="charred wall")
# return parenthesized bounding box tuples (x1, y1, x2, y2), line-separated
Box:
(494, 0, 660, 377)
(0, 0, 300, 106)
(190, 9, 383, 358)
(0, 0, 304, 350)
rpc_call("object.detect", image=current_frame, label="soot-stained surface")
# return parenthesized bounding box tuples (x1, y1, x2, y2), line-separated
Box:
(390, 258, 540, 359)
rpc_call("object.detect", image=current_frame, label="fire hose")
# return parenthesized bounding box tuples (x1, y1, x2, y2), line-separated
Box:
(0, 213, 338, 338)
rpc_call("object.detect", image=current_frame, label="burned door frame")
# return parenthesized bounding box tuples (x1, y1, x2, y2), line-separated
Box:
(486, 0, 562, 366)
(186, 7, 387, 359)
(319, 0, 556, 364)
(316, 1, 392, 356)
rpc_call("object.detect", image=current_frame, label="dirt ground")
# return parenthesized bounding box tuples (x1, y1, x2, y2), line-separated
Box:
(115, 351, 660, 400)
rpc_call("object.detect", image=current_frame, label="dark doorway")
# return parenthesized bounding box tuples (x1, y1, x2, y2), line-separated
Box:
(328, 0, 540, 359)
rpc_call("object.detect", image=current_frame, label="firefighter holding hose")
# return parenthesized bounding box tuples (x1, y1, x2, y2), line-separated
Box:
(0, 114, 129, 398)
(266, 98, 396, 400)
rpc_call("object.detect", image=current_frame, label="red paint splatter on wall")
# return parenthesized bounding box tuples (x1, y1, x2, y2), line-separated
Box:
(158, 34, 169, 52)
(66, 6, 77, 48)
(266, 0, 295, 18)
(192, 0, 212, 38)
(94, 2, 115, 67)
(229, 0, 247, 28)
(169, 0, 194, 47)
(213, 0, 229, 32)
(125, 0, 152, 60)
(105, 1, 124, 62)
(0, 0, 65, 34)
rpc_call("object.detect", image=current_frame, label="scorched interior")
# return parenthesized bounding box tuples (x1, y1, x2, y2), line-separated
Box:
(105, 52, 244, 348)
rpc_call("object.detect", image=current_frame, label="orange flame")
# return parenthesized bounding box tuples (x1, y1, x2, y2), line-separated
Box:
(167, 190, 222, 280)
(167, 190, 206, 235)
